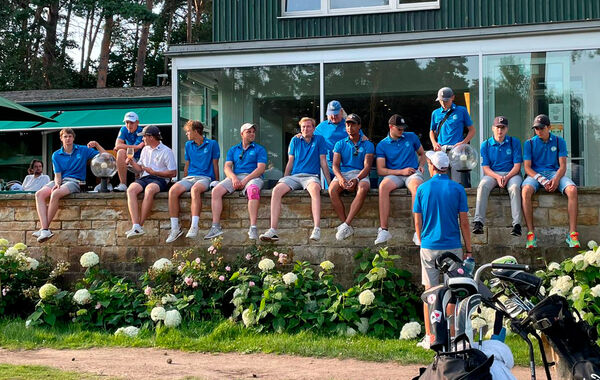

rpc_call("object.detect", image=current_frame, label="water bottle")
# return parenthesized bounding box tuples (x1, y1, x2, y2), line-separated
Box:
(463, 256, 475, 278)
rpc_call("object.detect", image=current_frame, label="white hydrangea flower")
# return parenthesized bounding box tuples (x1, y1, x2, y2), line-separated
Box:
(539, 285, 546, 296)
(80, 251, 99, 268)
(115, 326, 139, 337)
(12, 243, 26, 251)
(358, 289, 375, 306)
(73, 289, 92, 305)
(591, 285, 600, 298)
(471, 317, 487, 330)
(320, 261, 335, 271)
(164, 309, 182, 328)
(346, 327, 357, 337)
(584, 250, 600, 267)
(25, 257, 39, 270)
(4, 247, 19, 257)
(150, 306, 166, 321)
(161, 294, 177, 305)
(570, 285, 583, 300)
(588, 240, 599, 251)
(38, 283, 58, 300)
(369, 267, 387, 281)
(399, 321, 421, 340)
(356, 317, 369, 334)
(241, 308, 256, 327)
(548, 262, 561, 271)
(572, 254, 588, 270)
(549, 275, 573, 296)
(282, 272, 298, 285)
(0, 238, 9, 248)
(152, 258, 173, 271)
(258, 258, 275, 272)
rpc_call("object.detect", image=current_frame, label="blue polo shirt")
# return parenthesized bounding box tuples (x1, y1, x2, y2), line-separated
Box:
(481, 136, 523, 172)
(289, 134, 327, 175)
(413, 174, 468, 250)
(375, 132, 422, 170)
(118, 125, 143, 158)
(523, 134, 567, 173)
(225, 142, 268, 175)
(185, 138, 220, 179)
(333, 137, 375, 172)
(430, 104, 473, 146)
(51, 144, 99, 181)
(315, 118, 346, 164)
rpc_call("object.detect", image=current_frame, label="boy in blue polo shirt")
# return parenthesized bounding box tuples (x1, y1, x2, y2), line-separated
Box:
(205, 122, 267, 241)
(329, 114, 374, 240)
(473, 116, 523, 236)
(260, 117, 330, 242)
(429, 87, 475, 184)
(521, 114, 579, 248)
(374, 114, 425, 245)
(165, 120, 219, 243)
(413, 150, 472, 349)
(34, 128, 106, 242)
(114, 111, 144, 191)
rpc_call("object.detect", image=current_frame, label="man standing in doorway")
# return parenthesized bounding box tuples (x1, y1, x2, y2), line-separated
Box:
(374, 115, 425, 245)
(114, 111, 144, 192)
(125, 125, 177, 238)
(413, 150, 472, 349)
(429, 87, 475, 184)
(473, 116, 523, 236)
(521, 114, 579, 249)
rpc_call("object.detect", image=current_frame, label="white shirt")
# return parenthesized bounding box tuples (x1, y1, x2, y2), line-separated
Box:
(138, 142, 176, 178)
(22, 174, 50, 191)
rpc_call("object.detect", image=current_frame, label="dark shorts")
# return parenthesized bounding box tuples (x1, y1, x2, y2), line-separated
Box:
(135, 175, 169, 192)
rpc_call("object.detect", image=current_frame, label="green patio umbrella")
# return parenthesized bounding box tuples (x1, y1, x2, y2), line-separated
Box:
(0, 96, 57, 122)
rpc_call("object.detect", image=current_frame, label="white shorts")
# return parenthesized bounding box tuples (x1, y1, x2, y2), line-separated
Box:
(278, 174, 320, 190)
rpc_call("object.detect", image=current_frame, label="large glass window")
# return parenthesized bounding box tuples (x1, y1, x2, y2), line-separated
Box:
(283, 0, 439, 17)
(178, 65, 320, 185)
(483, 49, 600, 186)
(324, 56, 480, 184)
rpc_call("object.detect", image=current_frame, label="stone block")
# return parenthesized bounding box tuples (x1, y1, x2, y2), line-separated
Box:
(54, 207, 81, 221)
(532, 208, 549, 225)
(14, 208, 38, 221)
(486, 228, 522, 248)
(35, 221, 61, 230)
(0, 221, 36, 231)
(92, 220, 117, 229)
(62, 221, 92, 230)
(0, 230, 26, 245)
(0, 208, 15, 220)
(548, 208, 568, 226)
(32, 230, 78, 247)
(471, 229, 488, 245)
(78, 229, 116, 246)
(578, 206, 599, 226)
(538, 194, 567, 208)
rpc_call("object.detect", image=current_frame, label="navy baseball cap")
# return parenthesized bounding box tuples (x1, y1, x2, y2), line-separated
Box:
(533, 114, 550, 128)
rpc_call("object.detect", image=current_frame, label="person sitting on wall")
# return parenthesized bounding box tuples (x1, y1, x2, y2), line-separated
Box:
(413, 150, 472, 350)
(329, 113, 374, 241)
(165, 120, 219, 243)
(125, 125, 177, 238)
(34, 128, 106, 243)
(473, 116, 523, 237)
(113, 111, 145, 192)
(22, 159, 50, 191)
(429, 87, 475, 184)
(204, 122, 267, 241)
(521, 114, 580, 249)
(374, 114, 426, 245)
(260, 117, 330, 242)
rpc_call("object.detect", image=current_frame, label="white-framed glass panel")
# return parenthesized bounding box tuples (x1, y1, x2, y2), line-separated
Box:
(282, 0, 439, 17)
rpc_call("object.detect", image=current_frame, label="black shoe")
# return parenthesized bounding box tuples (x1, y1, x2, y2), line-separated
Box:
(511, 224, 522, 236)
(472, 221, 484, 234)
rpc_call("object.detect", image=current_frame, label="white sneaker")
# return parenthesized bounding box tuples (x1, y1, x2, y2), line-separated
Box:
(165, 228, 183, 243)
(374, 228, 392, 245)
(416, 335, 432, 350)
(114, 183, 128, 192)
(186, 226, 199, 238)
(310, 227, 321, 241)
(413, 232, 420, 246)
(248, 226, 258, 240)
(204, 225, 224, 240)
(259, 228, 279, 242)
(126, 226, 145, 238)
(335, 223, 354, 241)
(32, 229, 42, 238)
(37, 229, 54, 243)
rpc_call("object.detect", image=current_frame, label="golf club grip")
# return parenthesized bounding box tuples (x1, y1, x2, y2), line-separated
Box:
(491, 263, 529, 271)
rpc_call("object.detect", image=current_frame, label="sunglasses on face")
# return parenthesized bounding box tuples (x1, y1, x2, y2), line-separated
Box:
(353, 145, 359, 156)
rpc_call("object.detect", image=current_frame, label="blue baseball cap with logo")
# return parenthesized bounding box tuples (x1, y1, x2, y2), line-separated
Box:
(326, 100, 342, 116)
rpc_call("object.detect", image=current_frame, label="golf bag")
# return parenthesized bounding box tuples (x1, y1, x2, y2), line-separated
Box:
(413, 348, 494, 380)
(523, 294, 600, 380)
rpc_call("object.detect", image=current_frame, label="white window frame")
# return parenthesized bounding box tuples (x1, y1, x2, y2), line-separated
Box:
(280, 0, 440, 18)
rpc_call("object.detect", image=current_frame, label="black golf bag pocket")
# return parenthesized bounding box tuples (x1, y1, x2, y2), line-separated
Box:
(413, 349, 494, 380)
(422, 285, 452, 351)
(525, 294, 600, 380)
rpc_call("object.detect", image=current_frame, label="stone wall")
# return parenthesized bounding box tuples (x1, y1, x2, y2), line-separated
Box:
(1, 188, 598, 285)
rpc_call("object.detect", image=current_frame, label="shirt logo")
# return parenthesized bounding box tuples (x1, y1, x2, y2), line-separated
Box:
(204, 148, 209, 153)
(506, 149, 512, 155)
(76, 154, 81, 160)
(452, 115, 457, 120)
(405, 141, 410, 147)
(551, 146, 557, 152)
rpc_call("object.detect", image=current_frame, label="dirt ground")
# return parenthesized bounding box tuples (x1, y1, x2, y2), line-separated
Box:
(0, 347, 541, 379)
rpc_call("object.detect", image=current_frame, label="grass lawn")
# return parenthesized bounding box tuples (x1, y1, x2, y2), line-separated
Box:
(0, 363, 116, 380)
(0, 318, 542, 366)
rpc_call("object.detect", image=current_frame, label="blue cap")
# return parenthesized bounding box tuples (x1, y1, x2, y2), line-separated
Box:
(326, 100, 342, 116)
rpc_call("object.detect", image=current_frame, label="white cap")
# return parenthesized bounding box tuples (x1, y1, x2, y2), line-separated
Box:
(426, 150, 449, 170)
(240, 123, 256, 132)
(123, 111, 139, 123)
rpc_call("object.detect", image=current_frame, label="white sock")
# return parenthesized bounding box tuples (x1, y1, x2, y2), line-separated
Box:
(170, 217, 179, 230)
(250, 225, 256, 229)
(191, 216, 200, 228)
(133, 223, 142, 230)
